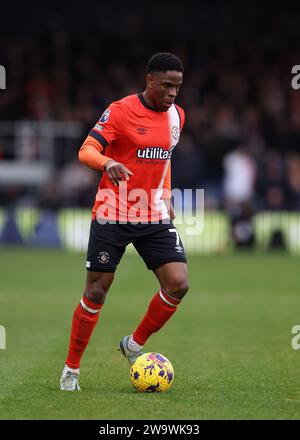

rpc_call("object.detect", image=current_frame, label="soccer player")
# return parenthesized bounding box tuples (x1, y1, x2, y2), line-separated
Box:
(60, 52, 189, 391)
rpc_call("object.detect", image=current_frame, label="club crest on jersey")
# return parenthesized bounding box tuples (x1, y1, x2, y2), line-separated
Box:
(136, 147, 173, 160)
(172, 126, 180, 141)
(99, 109, 111, 124)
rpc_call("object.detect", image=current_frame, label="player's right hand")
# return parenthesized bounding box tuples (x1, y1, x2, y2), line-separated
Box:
(104, 160, 134, 186)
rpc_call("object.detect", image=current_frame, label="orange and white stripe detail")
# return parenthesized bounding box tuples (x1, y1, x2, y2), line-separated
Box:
(154, 104, 181, 218)
(80, 298, 101, 314)
(159, 288, 181, 307)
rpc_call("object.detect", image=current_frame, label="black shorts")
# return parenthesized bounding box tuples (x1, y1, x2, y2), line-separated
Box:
(86, 220, 187, 272)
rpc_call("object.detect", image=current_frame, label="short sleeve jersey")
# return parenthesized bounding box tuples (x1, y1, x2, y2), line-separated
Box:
(89, 94, 185, 223)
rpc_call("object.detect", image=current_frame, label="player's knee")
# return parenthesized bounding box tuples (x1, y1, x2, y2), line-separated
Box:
(176, 278, 189, 298)
(84, 284, 108, 305)
(84, 272, 114, 305)
(164, 277, 189, 300)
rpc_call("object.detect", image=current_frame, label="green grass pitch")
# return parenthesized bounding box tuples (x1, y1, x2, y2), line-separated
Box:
(0, 248, 300, 420)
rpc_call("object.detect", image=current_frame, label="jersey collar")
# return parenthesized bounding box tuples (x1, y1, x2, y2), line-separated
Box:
(137, 93, 160, 112)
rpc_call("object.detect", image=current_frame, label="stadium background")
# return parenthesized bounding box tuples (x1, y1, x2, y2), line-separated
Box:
(1, 1, 300, 420)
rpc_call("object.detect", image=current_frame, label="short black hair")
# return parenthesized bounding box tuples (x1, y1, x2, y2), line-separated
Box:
(146, 52, 184, 74)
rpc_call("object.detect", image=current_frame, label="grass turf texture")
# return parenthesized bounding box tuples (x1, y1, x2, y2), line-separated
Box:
(0, 248, 299, 420)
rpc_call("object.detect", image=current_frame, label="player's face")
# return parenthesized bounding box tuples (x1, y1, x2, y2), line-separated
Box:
(147, 71, 183, 112)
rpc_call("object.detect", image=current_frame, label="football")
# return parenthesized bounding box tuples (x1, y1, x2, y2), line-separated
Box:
(130, 352, 174, 392)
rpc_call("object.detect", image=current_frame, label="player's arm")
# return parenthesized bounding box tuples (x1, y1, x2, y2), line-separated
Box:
(78, 135, 112, 170)
(78, 136, 133, 186)
(162, 161, 175, 220)
(79, 104, 133, 186)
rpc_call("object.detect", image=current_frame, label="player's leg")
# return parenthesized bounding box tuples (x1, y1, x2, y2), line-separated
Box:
(65, 271, 114, 369)
(153, 261, 189, 300)
(131, 262, 189, 347)
(61, 220, 126, 390)
(60, 271, 114, 391)
(119, 223, 188, 363)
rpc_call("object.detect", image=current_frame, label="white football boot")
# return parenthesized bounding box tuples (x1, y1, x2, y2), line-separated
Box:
(60, 365, 81, 391)
(118, 335, 143, 366)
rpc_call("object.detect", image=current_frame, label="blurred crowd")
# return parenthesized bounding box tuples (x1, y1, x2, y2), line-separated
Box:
(1, 1, 300, 213)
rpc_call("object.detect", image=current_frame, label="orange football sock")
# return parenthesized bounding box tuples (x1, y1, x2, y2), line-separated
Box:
(132, 289, 181, 346)
(66, 296, 103, 369)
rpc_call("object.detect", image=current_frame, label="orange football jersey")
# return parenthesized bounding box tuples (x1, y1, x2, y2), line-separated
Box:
(82, 93, 185, 223)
